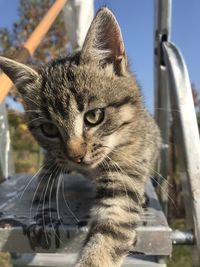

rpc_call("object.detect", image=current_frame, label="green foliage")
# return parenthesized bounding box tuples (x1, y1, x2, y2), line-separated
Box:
(0, 253, 12, 267)
(8, 110, 41, 173)
(167, 219, 192, 267)
(8, 111, 38, 151)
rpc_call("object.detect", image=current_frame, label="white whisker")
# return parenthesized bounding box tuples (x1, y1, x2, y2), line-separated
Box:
(48, 167, 66, 246)
(61, 172, 79, 223)
(29, 161, 56, 222)
(19, 164, 44, 201)
(28, 117, 45, 124)
(42, 168, 56, 245)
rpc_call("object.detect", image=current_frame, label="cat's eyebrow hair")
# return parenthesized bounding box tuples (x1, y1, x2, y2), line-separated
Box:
(107, 96, 134, 108)
(88, 95, 97, 104)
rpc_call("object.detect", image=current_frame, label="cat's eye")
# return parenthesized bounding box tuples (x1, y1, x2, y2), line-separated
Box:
(41, 123, 59, 138)
(84, 108, 105, 127)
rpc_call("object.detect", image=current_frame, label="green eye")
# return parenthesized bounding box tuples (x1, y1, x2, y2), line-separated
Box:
(41, 123, 59, 138)
(84, 108, 105, 127)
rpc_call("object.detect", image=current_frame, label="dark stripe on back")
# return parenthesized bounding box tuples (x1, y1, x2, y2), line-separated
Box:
(96, 187, 142, 204)
(111, 244, 133, 261)
(122, 206, 141, 214)
(89, 222, 131, 241)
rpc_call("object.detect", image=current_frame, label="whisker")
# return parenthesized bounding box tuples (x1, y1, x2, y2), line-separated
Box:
(109, 149, 175, 204)
(23, 96, 40, 106)
(150, 176, 175, 205)
(61, 172, 79, 223)
(136, 107, 182, 114)
(25, 109, 42, 112)
(53, 172, 71, 243)
(107, 154, 143, 207)
(56, 173, 62, 221)
(48, 167, 66, 246)
(113, 149, 173, 189)
(29, 161, 56, 223)
(42, 168, 57, 245)
(19, 164, 45, 201)
(28, 117, 45, 124)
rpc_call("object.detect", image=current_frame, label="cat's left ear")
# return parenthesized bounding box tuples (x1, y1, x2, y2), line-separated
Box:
(0, 56, 39, 94)
(80, 7, 128, 76)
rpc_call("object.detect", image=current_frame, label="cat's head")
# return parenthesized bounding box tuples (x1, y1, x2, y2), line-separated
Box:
(0, 8, 143, 171)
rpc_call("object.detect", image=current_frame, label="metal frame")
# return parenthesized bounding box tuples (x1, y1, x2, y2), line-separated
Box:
(163, 42, 200, 266)
(11, 253, 167, 267)
(155, 0, 200, 266)
(0, 175, 172, 256)
(0, 101, 14, 182)
(154, 0, 172, 215)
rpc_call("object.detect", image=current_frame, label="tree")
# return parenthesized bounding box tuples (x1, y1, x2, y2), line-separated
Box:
(0, 0, 67, 101)
(191, 83, 200, 130)
(192, 83, 200, 113)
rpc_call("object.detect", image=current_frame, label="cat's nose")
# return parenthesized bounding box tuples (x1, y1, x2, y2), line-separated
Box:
(67, 137, 87, 164)
(69, 153, 85, 163)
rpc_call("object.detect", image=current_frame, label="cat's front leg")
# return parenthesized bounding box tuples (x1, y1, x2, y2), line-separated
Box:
(76, 172, 144, 267)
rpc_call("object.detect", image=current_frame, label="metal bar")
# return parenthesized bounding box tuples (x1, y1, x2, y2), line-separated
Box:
(171, 230, 194, 245)
(154, 0, 172, 214)
(0, 0, 67, 104)
(154, 0, 172, 120)
(0, 102, 14, 181)
(163, 41, 200, 265)
(11, 253, 167, 267)
(0, 175, 172, 256)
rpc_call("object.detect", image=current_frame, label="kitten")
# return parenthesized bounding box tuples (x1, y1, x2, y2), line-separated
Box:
(0, 7, 160, 267)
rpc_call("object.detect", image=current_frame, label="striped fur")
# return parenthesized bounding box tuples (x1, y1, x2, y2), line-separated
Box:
(0, 7, 160, 267)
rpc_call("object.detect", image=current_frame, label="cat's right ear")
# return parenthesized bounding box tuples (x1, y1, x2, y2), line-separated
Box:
(0, 56, 39, 94)
(80, 7, 128, 76)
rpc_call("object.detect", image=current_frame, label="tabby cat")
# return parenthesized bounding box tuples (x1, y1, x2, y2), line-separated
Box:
(0, 7, 160, 267)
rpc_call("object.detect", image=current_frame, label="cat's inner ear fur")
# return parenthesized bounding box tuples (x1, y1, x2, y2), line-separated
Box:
(0, 56, 39, 93)
(80, 7, 128, 76)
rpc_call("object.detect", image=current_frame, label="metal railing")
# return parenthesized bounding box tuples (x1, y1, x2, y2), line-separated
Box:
(155, 0, 200, 266)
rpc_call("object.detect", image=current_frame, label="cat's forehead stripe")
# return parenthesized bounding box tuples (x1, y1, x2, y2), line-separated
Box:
(68, 86, 84, 112)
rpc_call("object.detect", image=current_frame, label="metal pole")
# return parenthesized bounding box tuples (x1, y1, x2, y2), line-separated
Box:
(0, 101, 15, 181)
(0, 0, 67, 104)
(154, 0, 172, 215)
(163, 40, 200, 267)
(171, 230, 194, 245)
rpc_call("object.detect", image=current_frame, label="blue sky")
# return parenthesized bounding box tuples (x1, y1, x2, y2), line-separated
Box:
(0, 0, 200, 111)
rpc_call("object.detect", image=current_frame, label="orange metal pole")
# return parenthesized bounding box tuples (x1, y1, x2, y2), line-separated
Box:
(0, 0, 67, 103)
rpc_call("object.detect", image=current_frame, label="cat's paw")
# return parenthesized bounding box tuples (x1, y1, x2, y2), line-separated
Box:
(23, 223, 51, 250)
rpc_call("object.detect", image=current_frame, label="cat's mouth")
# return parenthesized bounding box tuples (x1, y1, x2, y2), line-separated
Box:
(56, 150, 107, 170)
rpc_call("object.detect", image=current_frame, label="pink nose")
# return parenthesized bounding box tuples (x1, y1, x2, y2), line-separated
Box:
(67, 137, 87, 164)
(69, 153, 85, 163)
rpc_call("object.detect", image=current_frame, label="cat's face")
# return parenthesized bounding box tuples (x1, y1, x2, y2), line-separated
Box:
(0, 8, 142, 171)
(24, 62, 141, 170)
